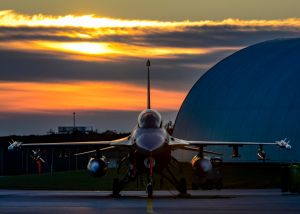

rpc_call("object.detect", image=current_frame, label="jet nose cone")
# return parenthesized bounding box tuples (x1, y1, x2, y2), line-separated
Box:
(136, 132, 165, 153)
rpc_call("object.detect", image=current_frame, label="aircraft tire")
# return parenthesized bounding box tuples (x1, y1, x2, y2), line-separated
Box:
(112, 178, 120, 196)
(281, 166, 290, 192)
(147, 183, 153, 198)
(179, 178, 187, 194)
(215, 178, 223, 190)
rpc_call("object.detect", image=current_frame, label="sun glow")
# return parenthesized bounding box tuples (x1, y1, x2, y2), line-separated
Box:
(0, 40, 213, 61)
(39, 42, 113, 55)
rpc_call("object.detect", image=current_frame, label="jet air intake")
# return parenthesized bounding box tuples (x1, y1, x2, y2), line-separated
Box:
(87, 157, 108, 177)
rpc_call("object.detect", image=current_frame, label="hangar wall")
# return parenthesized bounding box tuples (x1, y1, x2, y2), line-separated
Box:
(173, 38, 300, 162)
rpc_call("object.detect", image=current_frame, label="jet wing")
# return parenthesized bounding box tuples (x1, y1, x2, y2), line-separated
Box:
(8, 136, 132, 150)
(168, 136, 291, 150)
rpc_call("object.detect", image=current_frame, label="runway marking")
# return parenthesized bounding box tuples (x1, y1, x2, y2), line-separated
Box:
(147, 197, 154, 213)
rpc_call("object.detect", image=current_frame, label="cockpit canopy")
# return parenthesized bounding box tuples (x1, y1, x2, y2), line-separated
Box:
(138, 109, 162, 128)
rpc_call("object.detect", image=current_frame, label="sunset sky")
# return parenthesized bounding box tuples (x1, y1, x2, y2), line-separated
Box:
(1, 0, 300, 135)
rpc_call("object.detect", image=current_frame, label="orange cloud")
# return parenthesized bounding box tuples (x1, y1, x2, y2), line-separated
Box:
(0, 81, 186, 113)
(2, 10, 300, 28)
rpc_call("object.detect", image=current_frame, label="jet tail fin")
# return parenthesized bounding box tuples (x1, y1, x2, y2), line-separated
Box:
(146, 59, 151, 109)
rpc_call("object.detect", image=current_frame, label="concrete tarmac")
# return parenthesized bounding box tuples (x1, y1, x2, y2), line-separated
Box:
(0, 189, 299, 214)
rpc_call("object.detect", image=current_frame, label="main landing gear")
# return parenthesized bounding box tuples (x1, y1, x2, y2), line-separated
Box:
(158, 166, 188, 197)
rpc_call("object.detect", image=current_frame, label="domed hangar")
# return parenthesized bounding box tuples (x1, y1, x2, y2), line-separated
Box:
(173, 38, 300, 162)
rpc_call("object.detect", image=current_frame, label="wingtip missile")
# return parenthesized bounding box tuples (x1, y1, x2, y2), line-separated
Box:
(276, 139, 291, 150)
(8, 140, 22, 151)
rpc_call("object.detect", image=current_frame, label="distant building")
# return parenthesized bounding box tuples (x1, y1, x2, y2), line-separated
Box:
(173, 38, 300, 162)
(58, 126, 93, 134)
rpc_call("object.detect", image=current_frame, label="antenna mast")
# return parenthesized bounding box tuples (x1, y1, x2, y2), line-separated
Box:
(146, 59, 151, 109)
(73, 112, 76, 129)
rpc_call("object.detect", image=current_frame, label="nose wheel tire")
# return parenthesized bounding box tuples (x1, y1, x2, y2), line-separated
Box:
(147, 183, 153, 198)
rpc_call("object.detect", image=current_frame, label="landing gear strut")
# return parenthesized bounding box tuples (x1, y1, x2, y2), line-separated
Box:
(146, 156, 154, 198)
(112, 153, 138, 197)
(146, 182, 153, 198)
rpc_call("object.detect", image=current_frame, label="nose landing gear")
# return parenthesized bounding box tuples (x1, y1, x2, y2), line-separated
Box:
(146, 156, 154, 198)
(146, 182, 153, 198)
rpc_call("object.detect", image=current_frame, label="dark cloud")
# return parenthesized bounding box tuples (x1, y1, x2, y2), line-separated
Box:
(1, 25, 300, 47)
(137, 26, 300, 48)
(0, 27, 76, 42)
(0, 48, 233, 91)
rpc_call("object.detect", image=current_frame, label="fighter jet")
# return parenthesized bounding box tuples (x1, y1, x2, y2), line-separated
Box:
(8, 60, 291, 197)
